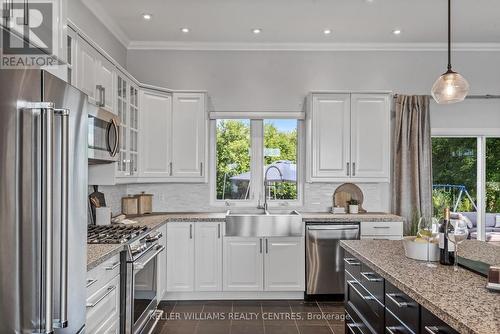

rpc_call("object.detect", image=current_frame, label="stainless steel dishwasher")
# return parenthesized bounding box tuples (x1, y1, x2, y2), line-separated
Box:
(306, 223, 360, 296)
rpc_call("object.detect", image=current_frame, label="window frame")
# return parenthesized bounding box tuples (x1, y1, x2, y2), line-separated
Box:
(431, 127, 500, 242)
(210, 118, 304, 208)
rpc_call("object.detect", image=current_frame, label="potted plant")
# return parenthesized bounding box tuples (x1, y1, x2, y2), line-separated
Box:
(347, 199, 359, 214)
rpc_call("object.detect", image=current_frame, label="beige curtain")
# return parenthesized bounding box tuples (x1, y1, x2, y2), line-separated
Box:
(393, 95, 433, 233)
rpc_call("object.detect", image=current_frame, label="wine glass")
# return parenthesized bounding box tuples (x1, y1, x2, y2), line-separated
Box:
(417, 216, 439, 268)
(447, 219, 469, 272)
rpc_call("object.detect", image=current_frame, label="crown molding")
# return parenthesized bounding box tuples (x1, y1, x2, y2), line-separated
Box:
(81, 0, 130, 47)
(127, 41, 500, 52)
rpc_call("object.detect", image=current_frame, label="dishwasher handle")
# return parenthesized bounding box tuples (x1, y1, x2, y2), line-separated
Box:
(307, 225, 359, 231)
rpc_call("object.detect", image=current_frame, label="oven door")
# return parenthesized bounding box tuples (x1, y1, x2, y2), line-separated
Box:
(131, 245, 165, 334)
(88, 106, 120, 164)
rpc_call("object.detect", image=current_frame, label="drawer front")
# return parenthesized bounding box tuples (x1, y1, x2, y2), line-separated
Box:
(420, 307, 458, 334)
(360, 262, 384, 305)
(347, 279, 384, 333)
(86, 274, 120, 333)
(386, 307, 416, 334)
(346, 303, 374, 334)
(87, 254, 121, 297)
(361, 221, 403, 236)
(344, 252, 362, 280)
(385, 281, 419, 333)
(361, 235, 402, 240)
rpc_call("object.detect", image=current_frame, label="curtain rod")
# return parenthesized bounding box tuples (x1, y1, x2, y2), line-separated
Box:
(393, 94, 500, 99)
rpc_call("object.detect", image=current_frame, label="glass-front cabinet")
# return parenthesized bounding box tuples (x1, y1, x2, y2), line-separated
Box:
(116, 72, 139, 177)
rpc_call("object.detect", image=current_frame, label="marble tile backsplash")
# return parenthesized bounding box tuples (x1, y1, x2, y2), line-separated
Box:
(99, 182, 391, 215)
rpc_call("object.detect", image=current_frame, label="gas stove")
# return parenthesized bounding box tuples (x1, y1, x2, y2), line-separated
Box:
(87, 225, 149, 244)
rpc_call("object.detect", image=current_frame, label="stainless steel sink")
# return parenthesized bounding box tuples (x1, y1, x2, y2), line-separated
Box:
(225, 209, 304, 237)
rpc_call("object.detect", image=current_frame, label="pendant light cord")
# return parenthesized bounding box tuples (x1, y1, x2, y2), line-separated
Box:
(448, 0, 452, 70)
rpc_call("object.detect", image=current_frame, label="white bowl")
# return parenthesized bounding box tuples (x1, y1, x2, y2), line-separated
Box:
(403, 236, 439, 262)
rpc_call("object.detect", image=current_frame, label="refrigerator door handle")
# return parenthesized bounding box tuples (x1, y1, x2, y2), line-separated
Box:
(20, 101, 56, 334)
(41, 103, 55, 334)
(54, 108, 70, 328)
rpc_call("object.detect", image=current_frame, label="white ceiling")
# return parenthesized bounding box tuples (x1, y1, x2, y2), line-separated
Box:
(84, 0, 500, 48)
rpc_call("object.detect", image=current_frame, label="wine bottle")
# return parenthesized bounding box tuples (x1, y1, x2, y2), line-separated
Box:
(439, 208, 455, 265)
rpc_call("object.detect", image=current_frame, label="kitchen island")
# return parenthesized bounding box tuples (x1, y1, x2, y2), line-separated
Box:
(340, 240, 500, 334)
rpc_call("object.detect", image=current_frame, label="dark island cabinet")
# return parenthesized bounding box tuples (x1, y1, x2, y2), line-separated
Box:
(344, 251, 458, 334)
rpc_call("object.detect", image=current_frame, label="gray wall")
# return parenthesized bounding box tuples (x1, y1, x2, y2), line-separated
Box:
(68, 0, 127, 66)
(126, 50, 500, 112)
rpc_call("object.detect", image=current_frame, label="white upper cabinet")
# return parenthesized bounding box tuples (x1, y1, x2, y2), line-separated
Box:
(171, 93, 206, 179)
(96, 58, 115, 112)
(139, 90, 172, 178)
(350, 94, 390, 179)
(77, 38, 97, 103)
(308, 94, 351, 180)
(307, 92, 391, 182)
(76, 37, 115, 113)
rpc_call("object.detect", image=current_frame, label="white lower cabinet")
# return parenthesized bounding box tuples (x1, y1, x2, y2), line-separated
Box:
(166, 223, 195, 292)
(166, 221, 223, 293)
(223, 236, 305, 292)
(264, 237, 305, 291)
(223, 237, 264, 291)
(360, 221, 404, 240)
(195, 222, 223, 291)
(86, 255, 120, 334)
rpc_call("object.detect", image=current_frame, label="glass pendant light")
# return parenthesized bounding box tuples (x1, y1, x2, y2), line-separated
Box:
(431, 0, 469, 104)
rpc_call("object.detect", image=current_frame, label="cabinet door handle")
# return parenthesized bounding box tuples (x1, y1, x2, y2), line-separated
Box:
(386, 293, 410, 308)
(352, 162, 356, 176)
(105, 261, 120, 271)
(386, 327, 397, 334)
(424, 326, 440, 334)
(265, 239, 269, 254)
(169, 162, 173, 176)
(86, 279, 97, 288)
(217, 223, 221, 239)
(259, 238, 262, 253)
(347, 280, 374, 300)
(189, 224, 193, 239)
(346, 323, 362, 334)
(86, 285, 116, 308)
(373, 226, 391, 229)
(361, 272, 383, 282)
(344, 258, 361, 266)
(347, 162, 350, 176)
(200, 162, 203, 176)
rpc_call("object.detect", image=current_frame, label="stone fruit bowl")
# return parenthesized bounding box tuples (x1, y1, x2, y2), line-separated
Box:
(403, 236, 439, 261)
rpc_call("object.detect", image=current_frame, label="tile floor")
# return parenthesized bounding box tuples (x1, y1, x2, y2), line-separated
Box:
(153, 300, 346, 334)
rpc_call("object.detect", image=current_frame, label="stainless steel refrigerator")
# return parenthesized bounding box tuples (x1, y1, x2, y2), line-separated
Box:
(0, 70, 88, 333)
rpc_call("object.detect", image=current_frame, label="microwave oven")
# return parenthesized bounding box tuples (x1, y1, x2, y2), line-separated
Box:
(88, 106, 120, 164)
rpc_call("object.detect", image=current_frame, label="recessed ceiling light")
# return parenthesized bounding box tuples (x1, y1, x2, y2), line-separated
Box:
(252, 28, 262, 34)
(142, 13, 152, 20)
(323, 29, 332, 35)
(393, 29, 402, 35)
(181, 28, 190, 33)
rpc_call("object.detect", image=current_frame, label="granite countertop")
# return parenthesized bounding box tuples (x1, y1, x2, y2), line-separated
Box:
(86, 211, 403, 271)
(341, 240, 500, 334)
(87, 243, 123, 271)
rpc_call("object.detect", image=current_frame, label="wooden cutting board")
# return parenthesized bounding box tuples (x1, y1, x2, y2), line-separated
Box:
(333, 183, 367, 213)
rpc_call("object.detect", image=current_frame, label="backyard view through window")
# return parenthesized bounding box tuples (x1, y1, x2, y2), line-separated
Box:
(264, 120, 298, 200)
(432, 138, 477, 219)
(215, 118, 298, 202)
(216, 119, 251, 200)
(432, 137, 500, 242)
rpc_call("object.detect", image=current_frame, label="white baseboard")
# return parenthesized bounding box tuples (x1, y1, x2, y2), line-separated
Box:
(163, 291, 305, 301)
